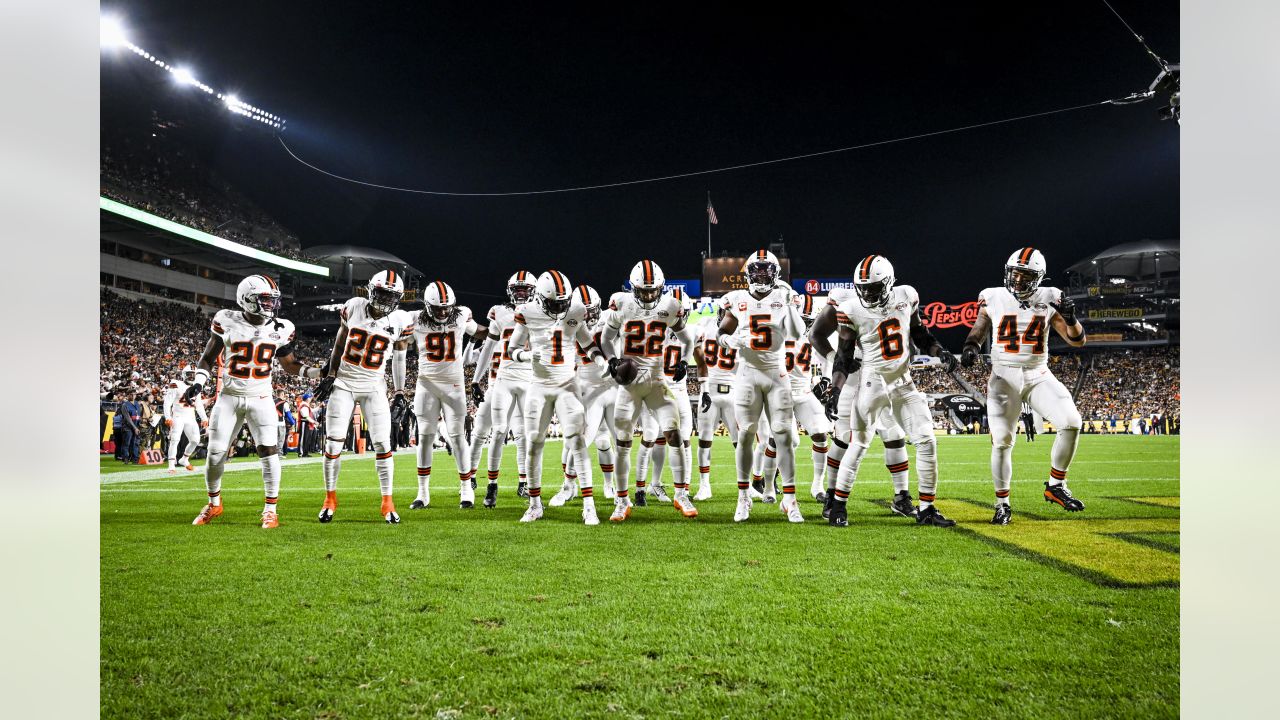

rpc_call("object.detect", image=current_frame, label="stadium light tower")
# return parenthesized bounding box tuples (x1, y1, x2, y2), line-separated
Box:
(100, 15, 128, 50)
(172, 67, 198, 86)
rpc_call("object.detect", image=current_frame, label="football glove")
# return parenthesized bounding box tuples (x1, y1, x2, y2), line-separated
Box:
(182, 382, 203, 404)
(812, 377, 832, 401)
(670, 360, 689, 383)
(936, 348, 958, 373)
(391, 393, 408, 420)
(824, 385, 841, 421)
(464, 415, 475, 443)
(312, 376, 336, 403)
(700, 391, 712, 413)
(1051, 295, 1078, 325)
(470, 383, 485, 405)
(960, 344, 980, 368)
(605, 357, 621, 379)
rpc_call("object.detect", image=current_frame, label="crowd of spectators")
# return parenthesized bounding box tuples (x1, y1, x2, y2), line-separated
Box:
(1074, 347, 1179, 423)
(101, 131, 306, 261)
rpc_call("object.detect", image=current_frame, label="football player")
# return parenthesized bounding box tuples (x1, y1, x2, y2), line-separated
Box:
(473, 271, 536, 500)
(645, 287, 697, 504)
(394, 281, 489, 510)
(599, 260, 698, 522)
(505, 270, 608, 524)
(189, 275, 324, 529)
(164, 364, 208, 473)
(315, 270, 416, 524)
(755, 295, 832, 505)
(826, 255, 957, 528)
(961, 247, 1086, 524)
(717, 250, 806, 524)
(549, 285, 618, 506)
(810, 286, 917, 519)
(692, 304, 739, 501)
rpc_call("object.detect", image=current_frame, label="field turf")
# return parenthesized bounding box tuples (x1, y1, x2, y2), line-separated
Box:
(100, 434, 1178, 719)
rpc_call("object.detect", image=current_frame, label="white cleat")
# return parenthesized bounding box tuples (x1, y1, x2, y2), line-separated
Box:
(734, 494, 753, 523)
(693, 481, 713, 501)
(609, 497, 633, 523)
(549, 479, 576, 507)
(748, 484, 765, 501)
(582, 499, 600, 526)
(459, 481, 475, 509)
(649, 483, 672, 504)
(520, 502, 544, 523)
(601, 482, 616, 500)
(781, 495, 805, 523)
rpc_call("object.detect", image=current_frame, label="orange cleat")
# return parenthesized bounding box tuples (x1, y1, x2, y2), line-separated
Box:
(184, 463, 195, 471)
(673, 494, 699, 518)
(192, 503, 223, 525)
(381, 495, 400, 524)
(261, 510, 279, 529)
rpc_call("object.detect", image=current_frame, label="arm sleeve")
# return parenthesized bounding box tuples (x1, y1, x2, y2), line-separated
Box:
(476, 334, 499, 374)
(675, 322, 696, 363)
(392, 347, 407, 392)
(195, 398, 208, 422)
(600, 322, 620, 359)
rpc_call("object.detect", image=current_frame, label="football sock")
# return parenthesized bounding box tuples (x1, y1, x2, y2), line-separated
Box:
(207, 490, 222, 507)
(488, 430, 507, 477)
(417, 430, 435, 494)
(698, 445, 712, 484)
(834, 440, 869, 495)
(635, 442, 651, 490)
(810, 440, 828, 490)
(468, 425, 487, 479)
(826, 438, 846, 492)
(263, 495, 278, 514)
(991, 442, 1013, 497)
(1049, 466, 1068, 487)
(374, 447, 394, 497)
(613, 442, 631, 501)
(734, 431, 755, 496)
(915, 438, 938, 509)
(650, 442, 667, 487)
(513, 431, 528, 479)
(884, 444, 909, 494)
(596, 443, 615, 494)
(323, 438, 343, 492)
(995, 488, 1011, 507)
(417, 466, 431, 498)
(773, 433, 796, 498)
(569, 435, 593, 495)
(1048, 426, 1079, 486)
(526, 440, 545, 495)
(261, 452, 281, 507)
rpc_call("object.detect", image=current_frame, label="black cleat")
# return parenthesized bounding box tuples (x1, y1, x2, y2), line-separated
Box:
(483, 482, 498, 508)
(814, 491, 827, 505)
(635, 490, 648, 507)
(410, 499, 428, 510)
(471, 478, 478, 490)
(751, 478, 766, 495)
(890, 490, 918, 518)
(828, 499, 848, 527)
(459, 500, 474, 509)
(991, 503, 1012, 525)
(317, 508, 334, 523)
(822, 491, 835, 520)
(1044, 482, 1085, 511)
(916, 505, 957, 528)
(517, 482, 529, 499)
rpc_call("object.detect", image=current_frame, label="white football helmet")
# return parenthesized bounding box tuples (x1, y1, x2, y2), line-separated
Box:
(798, 294, 819, 328)
(669, 286, 695, 315)
(423, 280, 459, 325)
(744, 249, 782, 295)
(181, 364, 196, 382)
(574, 284, 602, 323)
(853, 254, 895, 309)
(629, 260, 666, 310)
(367, 269, 405, 316)
(236, 274, 281, 319)
(535, 270, 573, 318)
(1004, 247, 1046, 302)
(507, 270, 536, 306)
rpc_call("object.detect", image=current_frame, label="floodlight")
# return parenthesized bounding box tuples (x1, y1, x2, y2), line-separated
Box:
(172, 67, 197, 86)
(100, 16, 128, 49)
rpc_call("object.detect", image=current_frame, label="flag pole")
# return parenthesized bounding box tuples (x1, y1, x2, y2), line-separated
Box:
(706, 191, 712, 257)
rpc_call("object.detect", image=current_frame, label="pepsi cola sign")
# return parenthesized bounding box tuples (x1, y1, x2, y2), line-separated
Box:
(921, 301, 980, 329)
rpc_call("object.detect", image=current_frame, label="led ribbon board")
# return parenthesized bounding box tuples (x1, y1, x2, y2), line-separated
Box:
(100, 197, 329, 277)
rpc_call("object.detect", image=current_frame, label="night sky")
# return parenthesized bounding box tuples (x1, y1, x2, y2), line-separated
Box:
(100, 2, 1179, 314)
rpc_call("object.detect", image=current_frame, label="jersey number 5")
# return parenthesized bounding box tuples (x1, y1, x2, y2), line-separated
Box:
(748, 314, 773, 350)
(343, 328, 390, 370)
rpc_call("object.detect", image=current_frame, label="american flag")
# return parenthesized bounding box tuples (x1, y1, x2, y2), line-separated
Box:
(706, 200, 719, 225)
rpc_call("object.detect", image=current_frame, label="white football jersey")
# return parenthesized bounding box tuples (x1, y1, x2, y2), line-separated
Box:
(164, 379, 207, 419)
(660, 324, 692, 388)
(210, 309, 297, 397)
(487, 304, 533, 382)
(835, 285, 920, 380)
(720, 284, 799, 371)
(410, 306, 479, 382)
(978, 286, 1062, 369)
(784, 334, 818, 394)
(574, 316, 612, 386)
(695, 315, 738, 384)
(513, 301, 595, 385)
(334, 297, 415, 393)
(605, 293, 686, 375)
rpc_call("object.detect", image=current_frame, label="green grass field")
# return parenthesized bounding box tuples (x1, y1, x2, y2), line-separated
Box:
(100, 435, 1178, 719)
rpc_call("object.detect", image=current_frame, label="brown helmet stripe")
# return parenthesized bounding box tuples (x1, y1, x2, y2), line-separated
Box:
(859, 255, 877, 280)
(578, 286, 591, 304)
(517, 270, 528, 282)
(549, 270, 565, 295)
(260, 275, 277, 290)
(642, 260, 654, 284)
(435, 280, 447, 301)
(757, 249, 767, 260)
(1019, 247, 1035, 265)
(386, 269, 397, 286)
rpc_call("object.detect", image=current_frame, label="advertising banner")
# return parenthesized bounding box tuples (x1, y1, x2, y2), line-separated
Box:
(920, 301, 981, 329)
(1087, 308, 1144, 319)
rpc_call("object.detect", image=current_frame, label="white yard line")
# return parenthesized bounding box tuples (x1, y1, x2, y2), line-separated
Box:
(99, 447, 437, 485)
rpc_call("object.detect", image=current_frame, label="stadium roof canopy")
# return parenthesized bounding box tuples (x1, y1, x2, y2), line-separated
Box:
(303, 245, 424, 285)
(1065, 239, 1179, 279)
